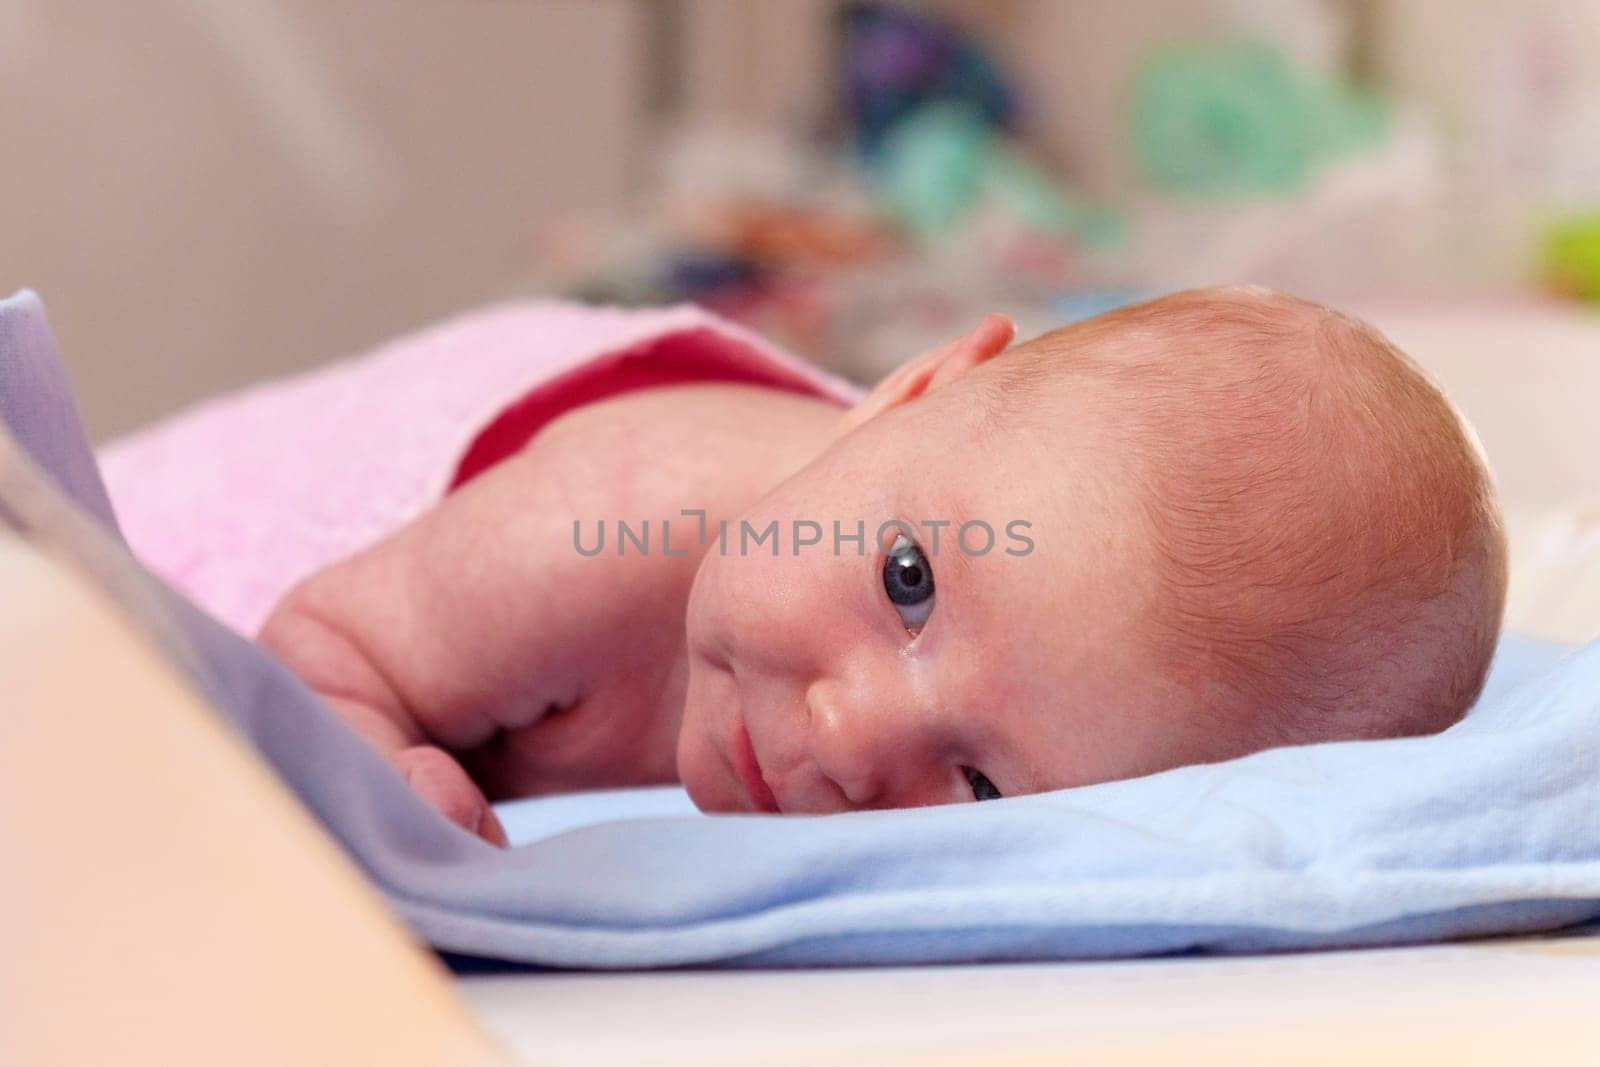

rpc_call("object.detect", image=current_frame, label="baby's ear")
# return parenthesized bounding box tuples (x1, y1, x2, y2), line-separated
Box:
(837, 313, 1014, 436)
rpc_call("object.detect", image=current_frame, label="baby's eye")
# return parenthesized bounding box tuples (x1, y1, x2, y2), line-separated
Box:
(882, 533, 935, 632)
(964, 767, 1002, 802)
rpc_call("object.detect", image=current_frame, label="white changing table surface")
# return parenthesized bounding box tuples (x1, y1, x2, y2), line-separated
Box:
(461, 933, 1600, 1065)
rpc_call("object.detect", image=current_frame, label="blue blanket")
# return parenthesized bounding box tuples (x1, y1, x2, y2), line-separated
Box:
(5, 288, 1598, 968)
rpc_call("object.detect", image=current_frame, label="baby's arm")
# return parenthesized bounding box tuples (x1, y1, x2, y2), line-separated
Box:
(259, 429, 697, 845)
(261, 383, 843, 841)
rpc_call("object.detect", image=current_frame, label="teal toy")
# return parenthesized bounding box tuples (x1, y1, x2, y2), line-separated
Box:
(873, 101, 1121, 247)
(1129, 38, 1390, 198)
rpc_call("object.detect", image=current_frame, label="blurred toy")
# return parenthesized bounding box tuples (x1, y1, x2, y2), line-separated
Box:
(525, 1, 1142, 382)
(1129, 38, 1390, 198)
(838, 2, 1119, 250)
(841, 1, 1016, 163)
(1542, 215, 1600, 303)
(873, 102, 1121, 249)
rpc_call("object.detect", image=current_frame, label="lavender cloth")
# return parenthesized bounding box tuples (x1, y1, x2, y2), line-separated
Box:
(0, 291, 118, 531)
(4, 288, 1599, 971)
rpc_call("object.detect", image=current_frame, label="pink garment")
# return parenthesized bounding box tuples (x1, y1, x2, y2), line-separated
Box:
(100, 302, 863, 636)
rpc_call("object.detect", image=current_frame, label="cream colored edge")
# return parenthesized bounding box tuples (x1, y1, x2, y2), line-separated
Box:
(0, 527, 509, 1066)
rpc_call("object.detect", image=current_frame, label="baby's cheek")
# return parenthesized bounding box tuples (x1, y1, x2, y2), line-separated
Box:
(691, 554, 779, 662)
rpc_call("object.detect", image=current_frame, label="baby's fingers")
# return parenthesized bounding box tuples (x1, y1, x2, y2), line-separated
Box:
(393, 744, 508, 848)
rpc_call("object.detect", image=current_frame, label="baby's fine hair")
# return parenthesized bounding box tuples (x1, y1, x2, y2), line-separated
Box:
(1004, 287, 1507, 750)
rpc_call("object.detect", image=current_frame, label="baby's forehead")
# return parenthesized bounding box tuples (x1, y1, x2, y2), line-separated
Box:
(989, 297, 1432, 454)
(946, 290, 1434, 567)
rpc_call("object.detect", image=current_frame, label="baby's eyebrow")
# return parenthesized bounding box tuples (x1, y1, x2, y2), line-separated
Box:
(912, 518, 961, 559)
(920, 495, 981, 576)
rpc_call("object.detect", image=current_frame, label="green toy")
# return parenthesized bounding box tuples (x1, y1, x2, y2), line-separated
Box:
(872, 102, 1122, 247)
(1542, 215, 1600, 303)
(1129, 38, 1390, 198)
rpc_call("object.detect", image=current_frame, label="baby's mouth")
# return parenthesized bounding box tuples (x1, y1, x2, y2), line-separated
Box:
(731, 720, 781, 814)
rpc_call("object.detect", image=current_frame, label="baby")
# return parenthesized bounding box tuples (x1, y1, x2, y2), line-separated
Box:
(253, 287, 1507, 844)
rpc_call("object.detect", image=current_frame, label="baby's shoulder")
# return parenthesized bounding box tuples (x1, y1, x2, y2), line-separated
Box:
(527, 383, 844, 519)
(540, 382, 838, 451)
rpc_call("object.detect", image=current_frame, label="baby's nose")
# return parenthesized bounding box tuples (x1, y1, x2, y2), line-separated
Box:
(805, 676, 933, 809)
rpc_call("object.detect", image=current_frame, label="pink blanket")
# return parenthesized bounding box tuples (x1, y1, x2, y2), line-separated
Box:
(100, 302, 861, 635)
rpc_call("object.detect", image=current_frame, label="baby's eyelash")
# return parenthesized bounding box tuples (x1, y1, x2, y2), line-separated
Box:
(964, 767, 1002, 801)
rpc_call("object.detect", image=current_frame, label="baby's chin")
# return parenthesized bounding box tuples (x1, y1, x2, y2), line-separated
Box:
(674, 718, 719, 812)
(674, 661, 736, 813)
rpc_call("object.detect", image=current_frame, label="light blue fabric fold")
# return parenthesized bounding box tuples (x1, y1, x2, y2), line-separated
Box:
(6, 287, 1599, 969)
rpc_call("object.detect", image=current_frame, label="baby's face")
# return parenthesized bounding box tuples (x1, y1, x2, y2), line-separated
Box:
(678, 356, 1215, 814)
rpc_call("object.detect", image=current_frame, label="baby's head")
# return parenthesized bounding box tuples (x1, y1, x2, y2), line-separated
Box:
(678, 287, 1507, 814)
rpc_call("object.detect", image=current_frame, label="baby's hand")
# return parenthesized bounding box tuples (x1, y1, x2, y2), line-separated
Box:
(254, 450, 600, 846)
(258, 464, 672, 845)
(259, 602, 511, 846)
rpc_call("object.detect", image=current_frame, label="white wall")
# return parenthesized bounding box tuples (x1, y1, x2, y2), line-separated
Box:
(0, 0, 643, 440)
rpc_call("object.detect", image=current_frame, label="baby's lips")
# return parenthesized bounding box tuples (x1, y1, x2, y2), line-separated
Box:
(732, 722, 781, 814)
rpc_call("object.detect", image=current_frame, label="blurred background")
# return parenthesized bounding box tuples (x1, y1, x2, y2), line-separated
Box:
(5, 0, 1600, 443)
